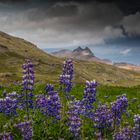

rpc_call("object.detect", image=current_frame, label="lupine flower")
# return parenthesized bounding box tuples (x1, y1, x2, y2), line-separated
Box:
(59, 75, 71, 93)
(113, 127, 131, 140)
(0, 132, 12, 140)
(44, 84, 54, 93)
(36, 91, 61, 120)
(67, 99, 81, 138)
(7, 91, 17, 98)
(62, 59, 73, 77)
(14, 121, 32, 140)
(81, 80, 97, 118)
(46, 91, 61, 120)
(94, 104, 114, 137)
(36, 94, 46, 109)
(132, 114, 140, 140)
(0, 97, 17, 115)
(110, 94, 128, 125)
(19, 59, 34, 109)
(59, 59, 73, 97)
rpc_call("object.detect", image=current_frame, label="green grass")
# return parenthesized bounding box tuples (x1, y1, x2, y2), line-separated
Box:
(0, 84, 140, 139)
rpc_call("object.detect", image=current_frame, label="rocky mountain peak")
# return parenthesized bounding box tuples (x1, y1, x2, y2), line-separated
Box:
(73, 46, 83, 52)
(73, 46, 94, 57)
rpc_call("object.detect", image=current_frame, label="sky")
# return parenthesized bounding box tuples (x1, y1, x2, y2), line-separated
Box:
(0, 0, 140, 64)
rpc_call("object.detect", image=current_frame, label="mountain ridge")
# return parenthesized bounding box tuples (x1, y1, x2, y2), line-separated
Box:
(0, 31, 140, 86)
(51, 47, 140, 71)
(52, 46, 95, 60)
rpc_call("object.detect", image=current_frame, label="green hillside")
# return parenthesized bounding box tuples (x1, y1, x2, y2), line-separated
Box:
(0, 31, 140, 86)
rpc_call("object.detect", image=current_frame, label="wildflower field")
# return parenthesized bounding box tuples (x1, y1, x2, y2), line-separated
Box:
(0, 59, 140, 140)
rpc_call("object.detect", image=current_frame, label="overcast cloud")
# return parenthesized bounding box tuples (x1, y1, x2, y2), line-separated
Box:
(0, 0, 137, 47)
(0, 0, 140, 64)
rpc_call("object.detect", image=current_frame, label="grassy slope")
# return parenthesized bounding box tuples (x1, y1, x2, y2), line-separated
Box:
(0, 31, 62, 83)
(0, 31, 140, 86)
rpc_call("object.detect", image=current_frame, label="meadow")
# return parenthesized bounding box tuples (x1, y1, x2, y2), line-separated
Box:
(0, 59, 140, 140)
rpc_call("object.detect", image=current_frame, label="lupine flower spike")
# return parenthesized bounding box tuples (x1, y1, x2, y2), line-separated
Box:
(36, 91, 61, 120)
(81, 80, 97, 118)
(0, 96, 17, 116)
(94, 104, 114, 137)
(19, 59, 34, 110)
(14, 121, 32, 140)
(67, 99, 81, 138)
(110, 94, 128, 127)
(113, 127, 131, 140)
(59, 59, 73, 99)
(0, 132, 12, 140)
(132, 114, 140, 139)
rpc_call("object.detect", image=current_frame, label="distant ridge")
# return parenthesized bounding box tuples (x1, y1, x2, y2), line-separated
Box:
(51, 46, 140, 71)
(52, 46, 112, 63)
(52, 46, 95, 60)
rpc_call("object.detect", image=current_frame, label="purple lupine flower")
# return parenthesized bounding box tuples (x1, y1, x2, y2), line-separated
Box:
(59, 59, 73, 98)
(14, 121, 32, 140)
(81, 80, 97, 118)
(44, 84, 54, 93)
(46, 91, 61, 120)
(67, 99, 81, 138)
(132, 114, 140, 140)
(110, 94, 128, 126)
(36, 94, 46, 109)
(0, 132, 12, 140)
(93, 104, 114, 137)
(19, 59, 34, 109)
(113, 127, 131, 140)
(7, 91, 17, 98)
(0, 97, 17, 116)
(36, 91, 61, 120)
(62, 59, 73, 77)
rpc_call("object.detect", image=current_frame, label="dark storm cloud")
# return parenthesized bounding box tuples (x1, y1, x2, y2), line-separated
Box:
(1, 0, 140, 15)
(0, 0, 140, 49)
(26, 2, 123, 29)
(0, 0, 28, 3)
(27, 3, 79, 21)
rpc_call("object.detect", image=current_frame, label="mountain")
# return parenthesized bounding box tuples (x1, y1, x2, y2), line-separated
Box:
(0, 31, 140, 86)
(52, 46, 95, 60)
(52, 46, 110, 62)
(72, 46, 95, 59)
(52, 47, 140, 70)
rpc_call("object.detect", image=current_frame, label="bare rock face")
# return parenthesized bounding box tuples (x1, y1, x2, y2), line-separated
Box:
(73, 46, 94, 57)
